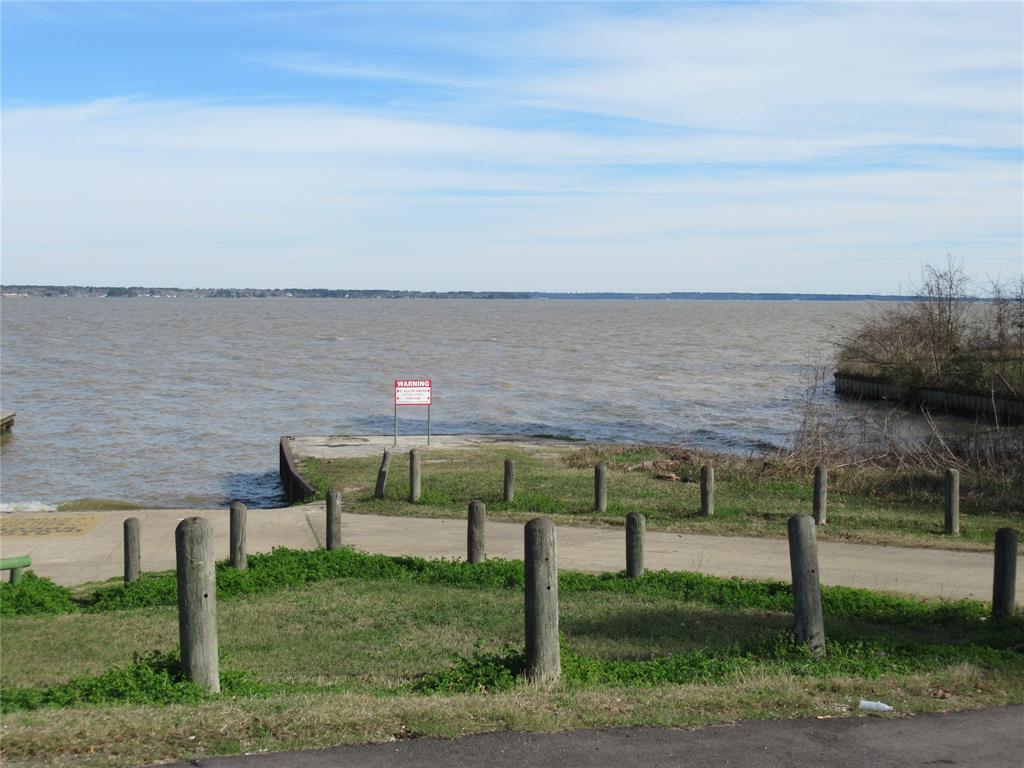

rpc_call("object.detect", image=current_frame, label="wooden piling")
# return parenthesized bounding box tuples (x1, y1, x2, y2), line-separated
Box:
(787, 515, 825, 655)
(993, 528, 1018, 620)
(813, 465, 828, 525)
(467, 500, 486, 563)
(123, 517, 141, 584)
(524, 517, 560, 683)
(594, 463, 608, 513)
(944, 468, 960, 534)
(409, 449, 421, 503)
(700, 465, 715, 517)
(374, 450, 391, 499)
(175, 517, 220, 693)
(229, 502, 247, 570)
(326, 491, 342, 551)
(626, 512, 645, 578)
(503, 459, 516, 503)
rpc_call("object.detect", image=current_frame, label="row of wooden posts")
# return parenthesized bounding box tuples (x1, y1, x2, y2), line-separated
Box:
(137, 495, 1017, 694)
(379, 450, 969, 534)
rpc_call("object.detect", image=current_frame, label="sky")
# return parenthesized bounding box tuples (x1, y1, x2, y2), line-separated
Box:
(1, 1, 1022, 293)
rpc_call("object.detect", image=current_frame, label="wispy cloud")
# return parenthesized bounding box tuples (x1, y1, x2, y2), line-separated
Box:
(2, 2, 1020, 291)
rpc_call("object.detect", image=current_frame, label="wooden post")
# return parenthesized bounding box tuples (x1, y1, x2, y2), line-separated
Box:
(993, 528, 1018, 620)
(700, 465, 714, 517)
(123, 517, 141, 584)
(626, 512, 645, 578)
(374, 450, 391, 499)
(467, 500, 486, 563)
(409, 448, 421, 503)
(326, 491, 342, 551)
(175, 517, 220, 693)
(229, 502, 247, 570)
(524, 517, 560, 683)
(787, 515, 825, 655)
(944, 468, 960, 534)
(813, 464, 828, 525)
(503, 459, 516, 503)
(594, 463, 608, 513)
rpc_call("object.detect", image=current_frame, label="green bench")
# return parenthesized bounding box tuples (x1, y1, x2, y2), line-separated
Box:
(1, 555, 31, 585)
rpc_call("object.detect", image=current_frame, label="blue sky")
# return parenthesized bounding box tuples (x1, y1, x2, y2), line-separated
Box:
(2, 1, 1021, 292)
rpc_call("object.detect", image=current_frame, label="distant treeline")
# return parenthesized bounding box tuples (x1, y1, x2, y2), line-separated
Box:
(2, 285, 907, 301)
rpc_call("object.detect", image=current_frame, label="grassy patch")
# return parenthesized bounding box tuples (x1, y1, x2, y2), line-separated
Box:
(1, 563, 1022, 767)
(298, 443, 1021, 550)
(0, 572, 77, 616)
(1, 546, 1002, 633)
(1, 651, 268, 713)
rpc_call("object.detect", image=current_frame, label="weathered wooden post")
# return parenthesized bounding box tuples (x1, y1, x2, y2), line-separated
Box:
(993, 528, 1018, 620)
(409, 448, 421, 503)
(123, 517, 141, 584)
(326, 491, 341, 551)
(944, 468, 960, 534)
(813, 464, 828, 525)
(175, 517, 220, 693)
(524, 517, 560, 683)
(374, 450, 391, 499)
(503, 459, 516, 503)
(700, 465, 715, 517)
(229, 502, 247, 570)
(626, 512, 645, 578)
(787, 515, 825, 655)
(467, 500, 486, 563)
(594, 463, 608, 513)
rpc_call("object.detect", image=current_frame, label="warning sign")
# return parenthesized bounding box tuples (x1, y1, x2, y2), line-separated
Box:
(395, 379, 432, 406)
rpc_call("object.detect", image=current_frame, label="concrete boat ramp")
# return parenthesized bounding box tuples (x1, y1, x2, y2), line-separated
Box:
(0, 433, 1019, 601)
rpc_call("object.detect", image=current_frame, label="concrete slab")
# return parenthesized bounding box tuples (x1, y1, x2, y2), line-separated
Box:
(288, 434, 581, 460)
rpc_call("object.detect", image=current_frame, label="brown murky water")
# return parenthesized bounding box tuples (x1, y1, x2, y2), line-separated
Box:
(0, 297, 867, 507)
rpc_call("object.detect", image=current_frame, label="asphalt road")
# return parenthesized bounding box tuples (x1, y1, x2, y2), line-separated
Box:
(154, 706, 1023, 768)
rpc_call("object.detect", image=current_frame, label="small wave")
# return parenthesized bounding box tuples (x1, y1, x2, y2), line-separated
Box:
(1, 501, 58, 513)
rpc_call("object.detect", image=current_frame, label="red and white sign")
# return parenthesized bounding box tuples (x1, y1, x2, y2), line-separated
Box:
(395, 379, 432, 406)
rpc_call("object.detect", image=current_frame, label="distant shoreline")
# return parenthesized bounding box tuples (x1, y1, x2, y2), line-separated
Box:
(1, 285, 909, 301)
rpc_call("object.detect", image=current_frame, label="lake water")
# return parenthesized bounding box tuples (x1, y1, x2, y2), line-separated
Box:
(0, 297, 868, 508)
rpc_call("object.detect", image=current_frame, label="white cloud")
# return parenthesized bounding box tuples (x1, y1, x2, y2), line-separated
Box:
(2, 2, 1021, 291)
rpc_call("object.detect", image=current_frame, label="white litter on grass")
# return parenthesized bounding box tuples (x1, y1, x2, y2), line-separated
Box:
(859, 700, 894, 712)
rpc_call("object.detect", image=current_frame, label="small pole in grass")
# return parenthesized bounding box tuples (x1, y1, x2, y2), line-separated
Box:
(787, 515, 825, 656)
(374, 450, 391, 499)
(503, 458, 516, 503)
(175, 517, 220, 693)
(993, 528, 1018, 620)
(626, 512, 645, 578)
(123, 517, 141, 583)
(944, 468, 960, 534)
(409, 448, 422, 503)
(700, 465, 715, 517)
(229, 502, 247, 570)
(467, 500, 486, 563)
(326, 491, 341, 551)
(594, 463, 608, 513)
(813, 464, 828, 525)
(524, 517, 560, 683)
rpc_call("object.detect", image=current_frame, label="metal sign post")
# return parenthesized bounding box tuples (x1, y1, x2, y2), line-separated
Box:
(394, 379, 432, 446)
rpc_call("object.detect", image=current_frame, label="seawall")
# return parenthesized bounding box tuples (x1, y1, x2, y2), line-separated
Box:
(833, 373, 1024, 424)
(279, 437, 317, 503)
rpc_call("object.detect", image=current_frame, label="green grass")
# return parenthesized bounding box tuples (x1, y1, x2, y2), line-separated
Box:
(1, 553, 1022, 767)
(298, 444, 1022, 550)
(1, 546, 1001, 630)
